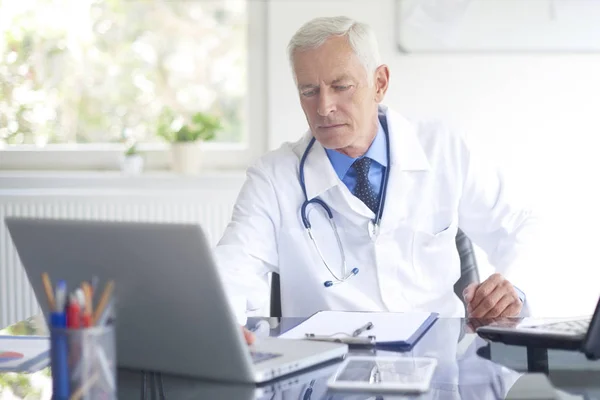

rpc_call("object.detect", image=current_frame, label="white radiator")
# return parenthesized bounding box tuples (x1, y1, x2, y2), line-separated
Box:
(0, 186, 241, 328)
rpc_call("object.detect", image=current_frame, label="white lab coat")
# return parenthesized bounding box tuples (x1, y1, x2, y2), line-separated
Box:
(214, 105, 537, 323)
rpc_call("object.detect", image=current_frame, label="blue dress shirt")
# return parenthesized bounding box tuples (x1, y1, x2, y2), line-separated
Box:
(325, 119, 387, 196)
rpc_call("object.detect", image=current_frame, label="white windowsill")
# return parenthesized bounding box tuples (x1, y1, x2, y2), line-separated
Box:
(0, 170, 247, 192)
(0, 141, 259, 172)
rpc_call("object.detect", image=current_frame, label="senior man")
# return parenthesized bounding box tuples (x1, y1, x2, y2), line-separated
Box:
(216, 16, 537, 337)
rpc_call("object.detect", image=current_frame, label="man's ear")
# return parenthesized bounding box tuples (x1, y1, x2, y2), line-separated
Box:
(374, 64, 390, 103)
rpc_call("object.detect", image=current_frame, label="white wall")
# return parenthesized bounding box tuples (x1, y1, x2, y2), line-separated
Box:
(267, 0, 600, 317)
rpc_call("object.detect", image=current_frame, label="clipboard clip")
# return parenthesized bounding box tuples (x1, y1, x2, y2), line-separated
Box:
(304, 333, 376, 347)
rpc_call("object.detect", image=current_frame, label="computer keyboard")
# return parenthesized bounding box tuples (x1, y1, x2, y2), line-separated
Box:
(533, 319, 591, 334)
(250, 351, 282, 364)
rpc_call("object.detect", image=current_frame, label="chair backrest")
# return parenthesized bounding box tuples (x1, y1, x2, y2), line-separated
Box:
(453, 228, 480, 306)
(270, 228, 480, 318)
(270, 271, 283, 318)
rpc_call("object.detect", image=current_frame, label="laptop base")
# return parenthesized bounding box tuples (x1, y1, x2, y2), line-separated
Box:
(476, 329, 584, 351)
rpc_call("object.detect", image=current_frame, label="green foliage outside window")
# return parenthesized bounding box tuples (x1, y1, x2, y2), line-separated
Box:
(0, 0, 247, 146)
(0, 317, 51, 398)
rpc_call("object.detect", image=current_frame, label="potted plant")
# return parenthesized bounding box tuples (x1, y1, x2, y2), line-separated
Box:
(157, 109, 221, 174)
(120, 141, 144, 175)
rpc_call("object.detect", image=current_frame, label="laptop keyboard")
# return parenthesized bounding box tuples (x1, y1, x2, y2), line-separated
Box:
(532, 319, 591, 334)
(250, 351, 282, 364)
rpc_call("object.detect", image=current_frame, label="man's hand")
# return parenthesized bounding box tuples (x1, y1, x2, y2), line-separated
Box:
(463, 273, 522, 318)
(242, 327, 255, 345)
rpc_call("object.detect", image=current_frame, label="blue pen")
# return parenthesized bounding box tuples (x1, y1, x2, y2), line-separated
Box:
(50, 280, 70, 399)
(91, 276, 99, 295)
(55, 280, 67, 314)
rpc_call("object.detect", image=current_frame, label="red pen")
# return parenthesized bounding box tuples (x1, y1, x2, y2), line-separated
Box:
(67, 295, 81, 329)
(81, 311, 91, 328)
(74, 288, 91, 328)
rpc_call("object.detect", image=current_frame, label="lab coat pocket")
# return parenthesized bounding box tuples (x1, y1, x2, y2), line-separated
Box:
(412, 217, 460, 290)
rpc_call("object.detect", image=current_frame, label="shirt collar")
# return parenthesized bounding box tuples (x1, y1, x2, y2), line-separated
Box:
(325, 119, 388, 181)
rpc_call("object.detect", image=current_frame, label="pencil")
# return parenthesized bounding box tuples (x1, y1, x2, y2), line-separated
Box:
(81, 282, 93, 327)
(41, 273, 56, 311)
(92, 281, 114, 326)
(81, 282, 93, 315)
(69, 371, 99, 400)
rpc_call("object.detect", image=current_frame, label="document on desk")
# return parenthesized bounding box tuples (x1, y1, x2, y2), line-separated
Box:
(278, 311, 438, 348)
(0, 336, 50, 373)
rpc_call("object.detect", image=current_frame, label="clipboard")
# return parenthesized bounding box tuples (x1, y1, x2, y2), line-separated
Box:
(278, 311, 438, 349)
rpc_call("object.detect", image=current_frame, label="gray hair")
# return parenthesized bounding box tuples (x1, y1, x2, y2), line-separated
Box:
(287, 16, 382, 86)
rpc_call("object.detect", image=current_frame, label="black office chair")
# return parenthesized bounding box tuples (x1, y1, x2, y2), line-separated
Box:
(270, 228, 479, 318)
(453, 228, 480, 305)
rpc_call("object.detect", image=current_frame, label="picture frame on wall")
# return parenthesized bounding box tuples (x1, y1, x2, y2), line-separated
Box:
(395, 0, 600, 53)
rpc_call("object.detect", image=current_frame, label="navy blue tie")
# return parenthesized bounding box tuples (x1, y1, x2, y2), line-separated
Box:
(352, 157, 379, 214)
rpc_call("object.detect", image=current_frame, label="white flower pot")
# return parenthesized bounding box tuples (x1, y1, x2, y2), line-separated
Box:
(171, 142, 202, 175)
(120, 154, 144, 175)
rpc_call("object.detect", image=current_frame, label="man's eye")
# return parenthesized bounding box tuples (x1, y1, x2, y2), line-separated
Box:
(301, 90, 317, 97)
(334, 85, 351, 91)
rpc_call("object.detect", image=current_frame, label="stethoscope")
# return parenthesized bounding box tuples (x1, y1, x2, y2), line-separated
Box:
(298, 114, 391, 288)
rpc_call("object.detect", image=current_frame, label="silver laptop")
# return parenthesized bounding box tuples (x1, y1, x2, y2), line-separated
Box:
(5, 217, 348, 383)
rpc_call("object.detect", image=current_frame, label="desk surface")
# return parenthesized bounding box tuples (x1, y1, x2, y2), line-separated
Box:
(1, 315, 599, 399)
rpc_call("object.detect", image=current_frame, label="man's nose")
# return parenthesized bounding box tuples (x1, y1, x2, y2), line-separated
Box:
(317, 91, 336, 117)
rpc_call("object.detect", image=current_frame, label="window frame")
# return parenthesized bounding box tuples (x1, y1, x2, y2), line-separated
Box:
(0, 1, 268, 171)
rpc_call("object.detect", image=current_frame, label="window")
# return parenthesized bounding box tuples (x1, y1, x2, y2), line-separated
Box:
(0, 0, 266, 170)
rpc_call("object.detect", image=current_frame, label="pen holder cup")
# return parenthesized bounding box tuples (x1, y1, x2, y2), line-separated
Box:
(50, 324, 117, 400)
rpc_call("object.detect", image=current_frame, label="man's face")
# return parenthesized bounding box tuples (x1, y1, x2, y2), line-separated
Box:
(293, 36, 382, 154)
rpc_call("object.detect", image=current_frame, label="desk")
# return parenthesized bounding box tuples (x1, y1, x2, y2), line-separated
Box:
(1, 315, 600, 399)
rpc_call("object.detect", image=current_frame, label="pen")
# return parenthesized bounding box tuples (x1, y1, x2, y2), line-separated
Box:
(50, 280, 69, 399)
(73, 288, 89, 328)
(74, 288, 85, 308)
(90, 276, 98, 310)
(352, 322, 374, 337)
(55, 280, 67, 313)
(304, 333, 376, 346)
(67, 293, 83, 390)
(91, 276, 99, 294)
(67, 295, 81, 329)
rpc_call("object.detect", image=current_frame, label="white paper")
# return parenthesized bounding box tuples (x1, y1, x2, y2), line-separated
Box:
(0, 336, 50, 372)
(278, 311, 435, 343)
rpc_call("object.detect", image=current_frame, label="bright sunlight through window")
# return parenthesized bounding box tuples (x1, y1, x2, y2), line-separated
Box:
(0, 0, 247, 147)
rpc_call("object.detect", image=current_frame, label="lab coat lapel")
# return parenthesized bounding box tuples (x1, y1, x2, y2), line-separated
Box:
(295, 133, 338, 200)
(379, 107, 431, 234)
(295, 132, 373, 220)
